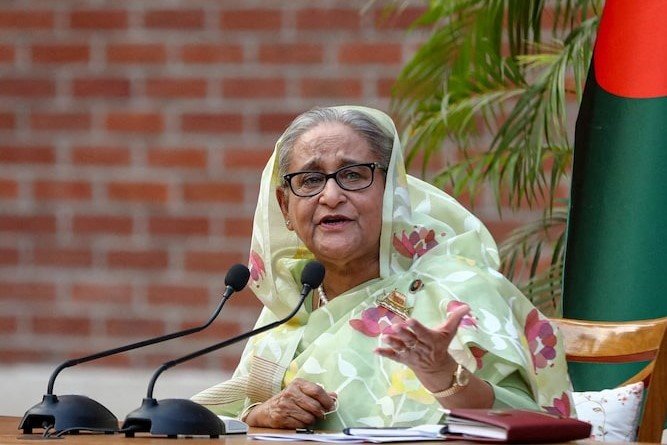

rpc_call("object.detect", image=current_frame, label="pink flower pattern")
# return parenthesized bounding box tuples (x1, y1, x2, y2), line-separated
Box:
(543, 392, 571, 417)
(349, 306, 405, 337)
(525, 309, 558, 371)
(248, 250, 265, 283)
(469, 345, 487, 369)
(392, 227, 438, 259)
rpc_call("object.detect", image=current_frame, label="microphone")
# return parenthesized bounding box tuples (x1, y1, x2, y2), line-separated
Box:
(19, 264, 250, 436)
(122, 261, 325, 438)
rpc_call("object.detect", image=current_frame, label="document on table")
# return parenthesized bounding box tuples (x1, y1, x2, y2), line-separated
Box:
(250, 425, 446, 443)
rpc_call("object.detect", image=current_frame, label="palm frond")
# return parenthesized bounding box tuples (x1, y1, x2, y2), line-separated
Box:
(389, 1, 602, 311)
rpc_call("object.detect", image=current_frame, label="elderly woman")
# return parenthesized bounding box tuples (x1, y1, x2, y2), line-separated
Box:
(192, 106, 573, 429)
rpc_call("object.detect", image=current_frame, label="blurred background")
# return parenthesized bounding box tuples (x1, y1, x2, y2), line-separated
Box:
(0, 0, 540, 418)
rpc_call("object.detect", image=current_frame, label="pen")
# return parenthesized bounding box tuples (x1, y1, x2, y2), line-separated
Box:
(296, 427, 315, 434)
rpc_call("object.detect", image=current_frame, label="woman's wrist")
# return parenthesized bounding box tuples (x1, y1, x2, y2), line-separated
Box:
(239, 402, 262, 423)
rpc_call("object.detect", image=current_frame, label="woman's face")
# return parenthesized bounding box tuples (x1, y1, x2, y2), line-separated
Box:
(277, 122, 385, 269)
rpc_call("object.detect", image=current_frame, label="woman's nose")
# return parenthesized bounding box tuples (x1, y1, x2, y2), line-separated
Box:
(318, 177, 346, 205)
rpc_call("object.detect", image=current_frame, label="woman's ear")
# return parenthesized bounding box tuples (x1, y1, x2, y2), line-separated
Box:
(276, 187, 292, 230)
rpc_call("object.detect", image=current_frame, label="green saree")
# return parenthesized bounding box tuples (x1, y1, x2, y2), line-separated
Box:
(192, 106, 574, 429)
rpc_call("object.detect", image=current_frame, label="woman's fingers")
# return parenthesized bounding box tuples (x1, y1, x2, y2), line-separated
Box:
(433, 303, 470, 335)
(253, 378, 337, 428)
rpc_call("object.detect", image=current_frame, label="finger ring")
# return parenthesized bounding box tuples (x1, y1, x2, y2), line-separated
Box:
(405, 342, 416, 350)
(395, 346, 406, 353)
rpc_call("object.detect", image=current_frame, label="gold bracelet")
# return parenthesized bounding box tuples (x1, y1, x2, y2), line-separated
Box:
(239, 402, 262, 422)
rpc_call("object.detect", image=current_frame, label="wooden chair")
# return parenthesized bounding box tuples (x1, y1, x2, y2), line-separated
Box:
(552, 317, 667, 443)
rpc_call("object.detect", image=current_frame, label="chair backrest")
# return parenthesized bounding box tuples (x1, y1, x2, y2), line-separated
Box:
(551, 317, 667, 443)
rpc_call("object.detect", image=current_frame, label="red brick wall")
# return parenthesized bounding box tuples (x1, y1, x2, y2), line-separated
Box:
(0, 1, 527, 372)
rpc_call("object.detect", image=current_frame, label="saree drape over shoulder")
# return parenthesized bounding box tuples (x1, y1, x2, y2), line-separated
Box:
(192, 106, 574, 429)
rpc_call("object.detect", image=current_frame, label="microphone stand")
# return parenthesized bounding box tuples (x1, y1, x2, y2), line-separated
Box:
(122, 282, 317, 438)
(19, 264, 249, 435)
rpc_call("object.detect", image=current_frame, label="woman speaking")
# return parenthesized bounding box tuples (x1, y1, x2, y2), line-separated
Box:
(192, 106, 573, 429)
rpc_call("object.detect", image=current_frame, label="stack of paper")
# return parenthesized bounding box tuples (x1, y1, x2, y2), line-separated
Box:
(250, 409, 592, 443)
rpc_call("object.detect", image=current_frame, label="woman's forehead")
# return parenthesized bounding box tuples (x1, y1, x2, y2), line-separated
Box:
(290, 123, 373, 170)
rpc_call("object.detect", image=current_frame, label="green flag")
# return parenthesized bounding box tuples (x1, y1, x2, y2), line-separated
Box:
(563, 0, 667, 391)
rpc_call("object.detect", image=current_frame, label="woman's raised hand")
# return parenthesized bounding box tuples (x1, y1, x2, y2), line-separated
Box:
(244, 378, 337, 429)
(374, 303, 470, 393)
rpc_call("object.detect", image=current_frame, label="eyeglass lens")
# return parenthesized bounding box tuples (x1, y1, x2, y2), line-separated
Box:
(291, 164, 375, 197)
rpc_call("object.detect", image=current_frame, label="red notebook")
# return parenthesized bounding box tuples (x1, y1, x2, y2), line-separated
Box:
(442, 409, 592, 443)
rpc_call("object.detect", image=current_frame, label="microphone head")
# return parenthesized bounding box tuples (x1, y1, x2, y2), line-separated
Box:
(225, 264, 251, 292)
(301, 261, 325, 289)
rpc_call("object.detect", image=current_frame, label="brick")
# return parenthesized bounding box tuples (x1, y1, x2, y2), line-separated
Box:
(183, 182, 244, 203)
(0, 179, 18, 198)
(34, 247, 92, 267)
(30, 112, 91, 131)
(147, 147, 207, 169)
(72, 78, 130, 98)
(107, 181, 168, 203)
(71, 146, 130, 166)
(148, 216, 209, 236)
(338, 43, 402, 65)
(207, 288, 260, 310)
(31, 44, 89, 64)
(106, 112, 163, 133)
(107, 43, 166, 64)
(107, 249, 168, 269)
(145, 78, 207, 98)
(374, 6, 427, 29)
(0, 281, 56, 301)
(34, 179, 92, 200)
(300, 78, 362, 98)
(181, 113, 243, 134)
(144, 10, 204, 29)
(106, 318, 165, 337)
(185, 251, 244, 272)
(0, 44, 15, 63)
(179, 320, 242, 339)
(0, 349, 44, 364)
(0, 112, 16, 129)
(0, 215, 56, 233)
(224, 217, 253, 238)
(0, 10, 54, 29)
(71, 283, 133, 304)
(223, 148, 271, 169)
(295, 8, 360, 30)
(221, 77, 285, 99)
(258, 112, 297, 133)
(72, 214, 133, 235)
(377, 78, 396, 98)
(69, 10, 128, 29)
(0, 247, 19, 265)
(258, 44, 323, 64)
(0, 145, 54, 164)
(147, 284, 208, 306)
(0, 78, 54, 97)
(181, 44, 243, 64)
(0, 316, 17, 334)
(220, 9, 281, 31)
(32, 316, 91, 336)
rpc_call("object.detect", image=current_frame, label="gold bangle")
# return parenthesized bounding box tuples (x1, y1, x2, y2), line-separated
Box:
(239, 402, 262, 422)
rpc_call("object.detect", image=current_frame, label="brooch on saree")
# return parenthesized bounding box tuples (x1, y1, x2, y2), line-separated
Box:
(376, 289, 413, 320)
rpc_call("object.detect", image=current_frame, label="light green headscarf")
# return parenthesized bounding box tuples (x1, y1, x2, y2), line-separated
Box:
(192, 106, 574, 429)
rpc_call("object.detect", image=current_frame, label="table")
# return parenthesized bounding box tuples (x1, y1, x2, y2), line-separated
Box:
(0, 416, 635, 444)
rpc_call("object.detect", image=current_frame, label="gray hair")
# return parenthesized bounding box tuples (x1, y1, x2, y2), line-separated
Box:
(277, 107, 393, 180)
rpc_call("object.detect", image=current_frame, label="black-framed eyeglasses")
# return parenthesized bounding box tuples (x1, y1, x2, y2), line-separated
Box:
(283, 162, 384, 198)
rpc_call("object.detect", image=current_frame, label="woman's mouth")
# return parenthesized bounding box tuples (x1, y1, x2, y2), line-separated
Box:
(319, 215, 351, 227)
